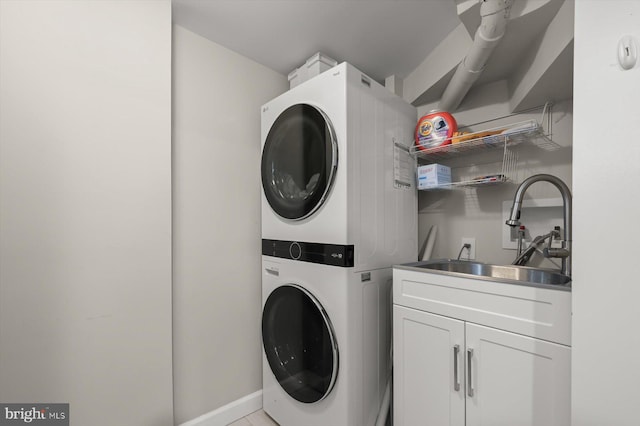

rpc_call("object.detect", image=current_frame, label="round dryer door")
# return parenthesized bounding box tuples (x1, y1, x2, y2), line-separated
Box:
(262, 284, 339, 403)
(261, 104, 338, 220)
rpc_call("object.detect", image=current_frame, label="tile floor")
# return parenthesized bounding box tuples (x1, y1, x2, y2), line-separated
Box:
(228, 409, 279, 426)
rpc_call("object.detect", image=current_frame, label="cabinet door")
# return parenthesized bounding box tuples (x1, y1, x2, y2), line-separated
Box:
(393, 305, 465, 426)
(465, 323, 571, 426)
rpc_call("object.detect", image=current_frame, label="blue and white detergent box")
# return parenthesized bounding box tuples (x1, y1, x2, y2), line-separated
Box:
(417, 163, 451, 189)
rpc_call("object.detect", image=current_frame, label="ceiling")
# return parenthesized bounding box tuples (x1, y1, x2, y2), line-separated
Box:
(172, 0, 461, 83)
(172, 0, 573, 108)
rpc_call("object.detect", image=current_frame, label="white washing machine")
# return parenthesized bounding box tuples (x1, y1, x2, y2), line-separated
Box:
(261, 255, 391, 426)
(261, 62, 418, 272)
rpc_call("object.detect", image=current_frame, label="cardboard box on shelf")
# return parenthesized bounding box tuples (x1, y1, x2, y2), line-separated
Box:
(417, 163, 451, 189)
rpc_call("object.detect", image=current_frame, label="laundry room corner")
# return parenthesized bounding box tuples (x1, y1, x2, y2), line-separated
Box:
(171, 25, 288, 425)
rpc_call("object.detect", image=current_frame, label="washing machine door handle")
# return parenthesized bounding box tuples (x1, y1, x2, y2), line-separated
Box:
(262, 284, 339, 403)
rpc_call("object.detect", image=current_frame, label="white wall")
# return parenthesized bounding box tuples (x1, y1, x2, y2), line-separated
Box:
(416, 80, 573, 266)
(172, 25, 288, 424)
(572, 2, 640, 425)
(0, 1, 173, 425)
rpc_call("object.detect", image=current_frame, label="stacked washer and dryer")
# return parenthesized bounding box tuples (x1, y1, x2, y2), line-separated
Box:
(260, 62, 417, 426)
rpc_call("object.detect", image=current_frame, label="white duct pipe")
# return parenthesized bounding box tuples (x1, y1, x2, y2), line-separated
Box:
(439, 0, 514, 112)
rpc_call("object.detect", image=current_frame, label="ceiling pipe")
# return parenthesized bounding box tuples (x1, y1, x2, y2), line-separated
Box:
(439, 0, 514, 112)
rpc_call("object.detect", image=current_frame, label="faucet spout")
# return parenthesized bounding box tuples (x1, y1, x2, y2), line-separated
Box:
(506, 174, 572, 277)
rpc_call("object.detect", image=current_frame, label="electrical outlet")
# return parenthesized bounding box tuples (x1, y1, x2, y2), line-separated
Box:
(551, 225, 563, 248)
(461, 237, 476, 260)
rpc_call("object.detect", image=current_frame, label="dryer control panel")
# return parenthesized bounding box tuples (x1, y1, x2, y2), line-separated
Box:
(262, 239, 354, 267)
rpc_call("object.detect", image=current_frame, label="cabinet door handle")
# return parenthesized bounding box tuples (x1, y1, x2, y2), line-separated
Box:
(467, 348, 474, 397)
(453, 344, 461, 391)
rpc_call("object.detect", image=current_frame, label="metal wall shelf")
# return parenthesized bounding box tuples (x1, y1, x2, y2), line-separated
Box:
(412, 106, 561, 190)
(411, 119, 557, 160)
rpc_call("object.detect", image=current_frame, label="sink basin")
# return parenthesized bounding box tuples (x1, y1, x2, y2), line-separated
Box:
(407, 259, 571, 287)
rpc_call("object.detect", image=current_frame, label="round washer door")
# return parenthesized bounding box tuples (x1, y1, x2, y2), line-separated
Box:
(262, 284, 339, 403)
(261, 104, 338, 220)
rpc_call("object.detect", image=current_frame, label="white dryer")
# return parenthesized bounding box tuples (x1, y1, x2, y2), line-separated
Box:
(261, 255, 391, 426)
(261, 62, 418, 272)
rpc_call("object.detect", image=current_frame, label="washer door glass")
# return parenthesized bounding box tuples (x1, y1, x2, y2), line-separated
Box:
(261, 104, 338, 220)
(262, 284, 339, 403)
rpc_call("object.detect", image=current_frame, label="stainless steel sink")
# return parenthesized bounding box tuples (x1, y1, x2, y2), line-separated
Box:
(405, 259, 571, 287)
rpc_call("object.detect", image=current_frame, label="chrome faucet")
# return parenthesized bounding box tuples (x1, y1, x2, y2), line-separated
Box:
(506, 174, 572, 277)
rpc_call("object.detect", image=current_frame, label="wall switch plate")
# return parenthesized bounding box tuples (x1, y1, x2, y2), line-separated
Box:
(461, 237, 476, 260)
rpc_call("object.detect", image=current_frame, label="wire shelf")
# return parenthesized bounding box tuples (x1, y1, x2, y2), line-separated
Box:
(411, 103, 562, 191)
(410, 119, 559, 161)
(423, 174, 510, 190)
(422, 145, 517, 190)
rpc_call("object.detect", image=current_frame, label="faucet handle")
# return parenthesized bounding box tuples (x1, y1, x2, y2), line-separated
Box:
(543, 247, 570, 259)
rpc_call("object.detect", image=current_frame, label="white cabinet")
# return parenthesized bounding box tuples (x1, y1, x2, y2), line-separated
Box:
(465, 322, 570, 426)
(393, 266, 571, 426)
(393, 306, 465, 426)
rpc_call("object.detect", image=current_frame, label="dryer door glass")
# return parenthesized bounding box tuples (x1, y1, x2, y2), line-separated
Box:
(262, 284, 338, 403)
(261, 104, 337, 220)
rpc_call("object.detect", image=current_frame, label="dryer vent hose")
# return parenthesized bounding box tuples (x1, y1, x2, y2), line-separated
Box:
(375, 373, 392, 426)
(419, 225, 438, 261)
(375, 335, 394, 426)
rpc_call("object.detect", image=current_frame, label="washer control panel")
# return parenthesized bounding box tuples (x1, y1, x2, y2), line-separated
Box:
(262, 239, 354, 267)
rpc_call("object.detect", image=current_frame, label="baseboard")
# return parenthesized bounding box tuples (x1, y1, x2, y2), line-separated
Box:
(179, 390, 263, 426)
